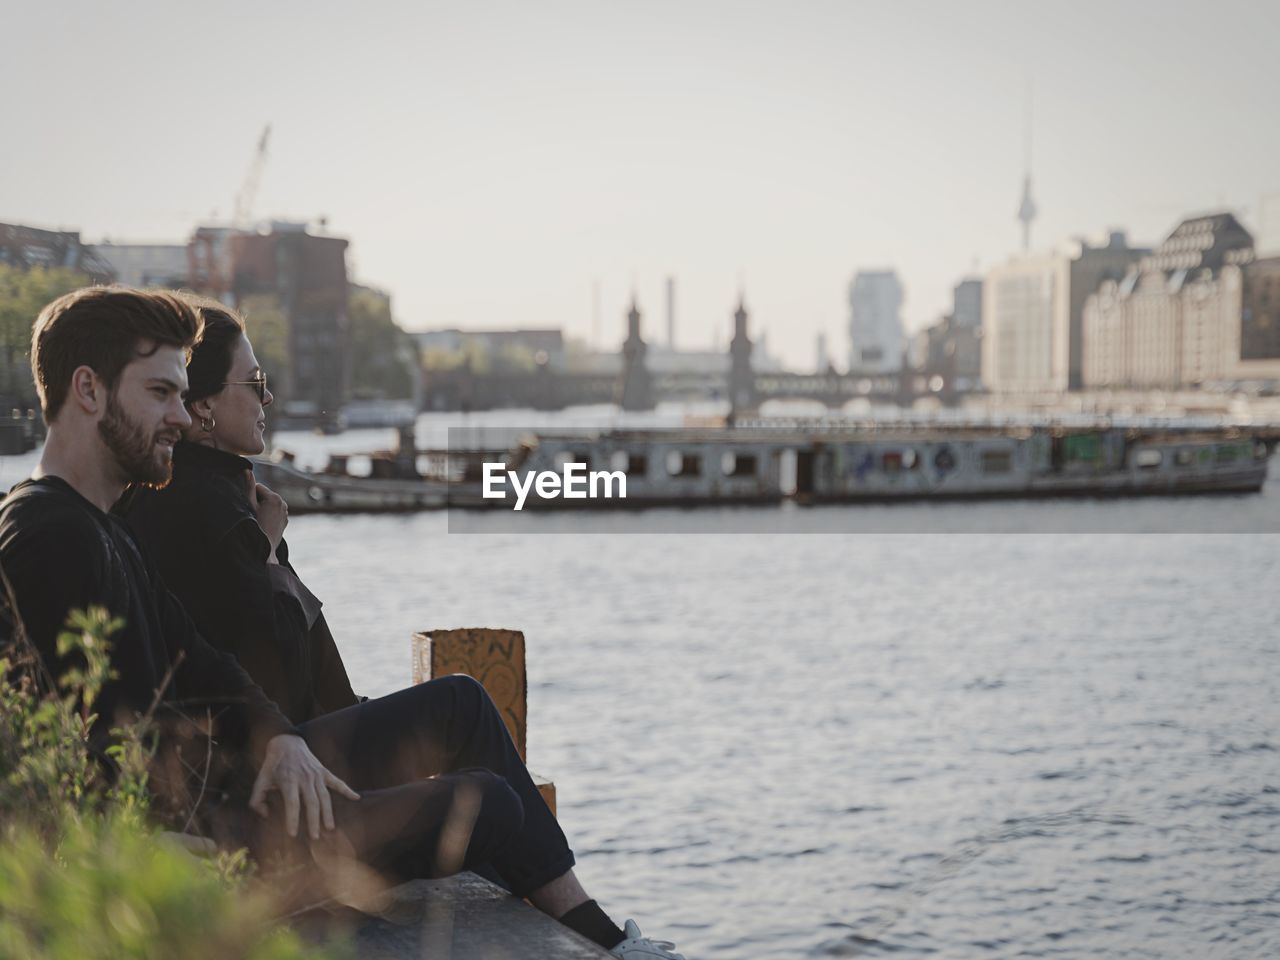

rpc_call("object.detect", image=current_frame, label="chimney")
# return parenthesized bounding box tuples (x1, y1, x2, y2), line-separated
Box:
(666, 276, 675, 350)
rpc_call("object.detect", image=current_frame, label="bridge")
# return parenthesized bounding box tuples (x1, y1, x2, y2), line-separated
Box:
(419, 299, 962, 412)
(419, 365, 961, 413)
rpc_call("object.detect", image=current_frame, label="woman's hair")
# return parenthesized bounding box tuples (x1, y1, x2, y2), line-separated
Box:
(183, 298, 248, 404)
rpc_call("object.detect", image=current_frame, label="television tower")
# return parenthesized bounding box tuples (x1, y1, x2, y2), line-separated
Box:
(1017, 85, 1037, 252)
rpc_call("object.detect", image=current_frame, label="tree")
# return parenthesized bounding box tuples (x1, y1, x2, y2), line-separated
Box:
(0, 265, 91, 405)
(239, 294, 292, 406)
(347, 287, 415, 400)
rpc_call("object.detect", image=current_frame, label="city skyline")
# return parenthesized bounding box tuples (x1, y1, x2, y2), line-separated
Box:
(3, 0, 1278, 368)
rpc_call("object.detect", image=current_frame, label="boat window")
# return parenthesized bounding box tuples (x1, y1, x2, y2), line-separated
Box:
(1174, 449, 1195, 467)
(902, 449, 919, 470)
(1064, 433, 1103, 463)
(667, 451, 701, 477)
(882, 451, 902, 472)
(611, 450, 647, 476)
(1134, 449, 1163, 469)
(369, 458, 399, 479)
(554, 451, 590, 471)
(981, 450, 1012, 474)
(721, 452, 757, 477)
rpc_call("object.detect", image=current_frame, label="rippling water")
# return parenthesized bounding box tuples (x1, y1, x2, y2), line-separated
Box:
(5, 412, 1278, 958)
(281, 499, 1279, 957)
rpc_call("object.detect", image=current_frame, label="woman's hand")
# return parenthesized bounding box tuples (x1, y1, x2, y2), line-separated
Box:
(243, 470, 288, 561)
(249, 734, 360, 840)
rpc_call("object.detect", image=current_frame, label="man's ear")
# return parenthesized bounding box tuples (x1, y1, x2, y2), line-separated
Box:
(68, 366, 103, 415)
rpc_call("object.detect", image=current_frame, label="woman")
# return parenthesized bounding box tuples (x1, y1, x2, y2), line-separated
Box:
(123, 299, 684, 959)
(123, 302, 358, 724)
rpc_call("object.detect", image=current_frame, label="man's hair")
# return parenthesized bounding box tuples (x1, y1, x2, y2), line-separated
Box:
(31, 286, 203, 423)
(183, 298, 248, 404)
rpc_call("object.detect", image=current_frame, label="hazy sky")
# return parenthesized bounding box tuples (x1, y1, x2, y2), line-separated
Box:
(4, 0, 1279, 368)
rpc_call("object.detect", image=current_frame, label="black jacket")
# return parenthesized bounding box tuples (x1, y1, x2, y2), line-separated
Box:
(0, 476, 295, 763)
(121, 442, 359, 724)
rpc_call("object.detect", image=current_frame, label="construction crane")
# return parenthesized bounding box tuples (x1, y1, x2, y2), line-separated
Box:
(189, 124, 270, 297)
(233, 124, 271, 229)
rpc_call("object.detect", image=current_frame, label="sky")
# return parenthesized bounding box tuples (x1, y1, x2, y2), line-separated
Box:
(4, 0, 1279, 369)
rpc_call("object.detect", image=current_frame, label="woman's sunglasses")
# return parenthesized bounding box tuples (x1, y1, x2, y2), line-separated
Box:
(222, 373, 269, 403)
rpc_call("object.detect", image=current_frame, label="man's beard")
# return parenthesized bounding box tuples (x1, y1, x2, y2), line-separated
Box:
(98, 393, 174, 488)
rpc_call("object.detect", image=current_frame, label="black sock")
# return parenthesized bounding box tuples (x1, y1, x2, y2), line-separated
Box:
(558, 899, 625, 949)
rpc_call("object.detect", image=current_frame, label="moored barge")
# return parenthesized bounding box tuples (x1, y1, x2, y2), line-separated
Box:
(256, 418, 1278, 513)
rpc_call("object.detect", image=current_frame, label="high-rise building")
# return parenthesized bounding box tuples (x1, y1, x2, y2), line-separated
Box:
(918, 279, 984, 388)
(848, 270, 904, 373)
(952, 278, 983, 329)
(984, 232, 1142, 392)
(1239, 256, 1280, 377)
(199, 221, 351, 419)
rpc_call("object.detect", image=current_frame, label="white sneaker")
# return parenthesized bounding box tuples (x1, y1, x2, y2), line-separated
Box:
(609, 919, 687, 959)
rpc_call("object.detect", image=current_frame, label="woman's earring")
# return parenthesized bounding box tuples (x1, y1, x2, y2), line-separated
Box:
(201, 416, 216, 432)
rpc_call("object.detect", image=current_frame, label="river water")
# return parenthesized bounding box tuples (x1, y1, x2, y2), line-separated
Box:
(273, 408, 1278, 959)
(3, 406, 1277, 958)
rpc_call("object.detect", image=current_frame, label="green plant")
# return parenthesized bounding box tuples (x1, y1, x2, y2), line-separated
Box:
(0, 605, 348, 960)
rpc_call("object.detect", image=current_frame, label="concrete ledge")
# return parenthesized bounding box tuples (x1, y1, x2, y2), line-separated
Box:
(298, 872, 611, 958)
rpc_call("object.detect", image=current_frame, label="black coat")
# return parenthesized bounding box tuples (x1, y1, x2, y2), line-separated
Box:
(0, 476, 295, 762)
(122, 442, 359, 725)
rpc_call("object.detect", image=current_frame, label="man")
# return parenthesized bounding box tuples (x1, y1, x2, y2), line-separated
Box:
(0, 286, 683, 960)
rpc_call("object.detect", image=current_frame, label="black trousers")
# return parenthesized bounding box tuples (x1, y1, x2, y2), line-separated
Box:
(255, 674, 575, 898)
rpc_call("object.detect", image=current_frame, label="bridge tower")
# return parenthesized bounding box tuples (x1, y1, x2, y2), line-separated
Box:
(728, 296, 758, 415)
(618, 296, 655, 411)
